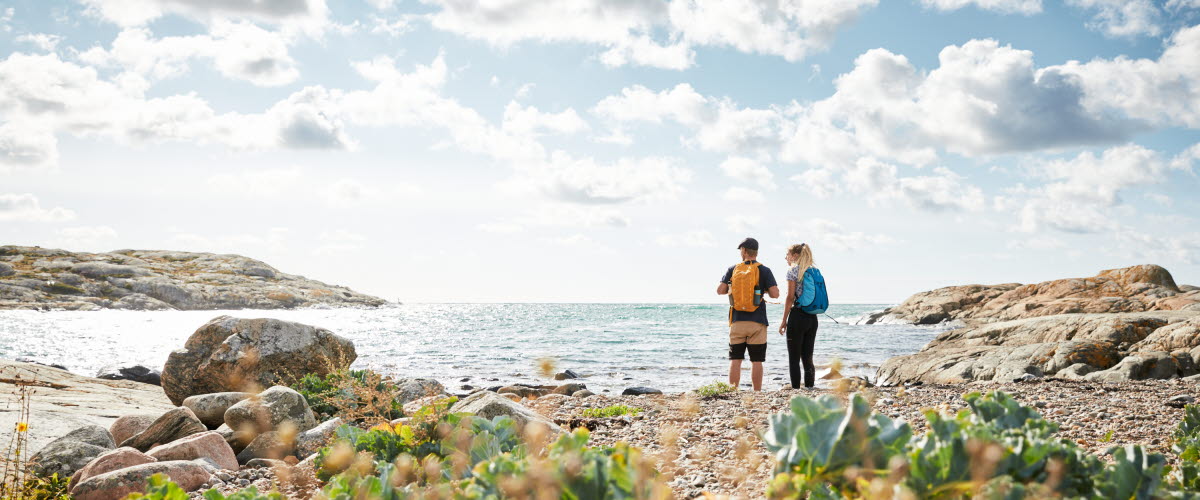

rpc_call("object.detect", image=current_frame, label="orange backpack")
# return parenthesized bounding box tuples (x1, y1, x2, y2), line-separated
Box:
(729, 262, 762, 313)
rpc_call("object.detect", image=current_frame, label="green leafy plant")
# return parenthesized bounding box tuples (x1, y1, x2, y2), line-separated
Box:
(581, 404, 643, 418)
(764, 391, 1194, 499)
(291, 369, 405, 423)
(695, 381, 736, 398)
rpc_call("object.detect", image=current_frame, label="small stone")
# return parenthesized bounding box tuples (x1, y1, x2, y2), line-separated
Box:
(237, 478, 251, 487)
(1167, 394, 1195, 408)
(622, 387, 662, 396)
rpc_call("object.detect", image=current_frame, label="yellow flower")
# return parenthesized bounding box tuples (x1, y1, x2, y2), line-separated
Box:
(15, 422, 27, 433)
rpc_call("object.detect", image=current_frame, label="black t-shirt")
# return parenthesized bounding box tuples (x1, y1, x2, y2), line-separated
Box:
(720, 261, 778, 325)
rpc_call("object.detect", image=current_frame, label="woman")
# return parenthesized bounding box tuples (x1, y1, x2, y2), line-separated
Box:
(778, 243, 818, 389)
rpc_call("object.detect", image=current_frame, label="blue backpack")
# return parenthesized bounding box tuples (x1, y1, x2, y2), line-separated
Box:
(796, 267, 829, 315)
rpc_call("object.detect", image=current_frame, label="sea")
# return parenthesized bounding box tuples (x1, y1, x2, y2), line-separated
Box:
(0, 303, 949, 394)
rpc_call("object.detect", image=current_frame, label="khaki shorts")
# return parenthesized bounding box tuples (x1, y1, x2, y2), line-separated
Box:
(729, 321, 768, 345)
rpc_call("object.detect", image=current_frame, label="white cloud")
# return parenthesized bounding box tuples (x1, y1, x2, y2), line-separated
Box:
(921, 0, 1042, 14)
(1066, 0, 1162, 37)
(719, 156, 776, 190)
(667, 0, 878, 62)
(79, 23, 300, 86)
(593, 83, 712, 126)
(529, 153, 691, 205)
(0, 8, 12, 32)
(1014, 144, 1186, 233)
(722, 186, 765, 203)
(15, 33, 64, 52)
(79, 0, 330, 34)
(593, 83, 787, 156)
(421, 0, 877, 69)
(0, 121, 58, 170)
(371, 14, 414, 37)
(0, 193, 76, 222)
(1057, 25, 1200, 129)
(656, 230, 715, 247)
(51, 226, 119, 251)
(502, 102, 589, 137)
(1114, 228, 1200, 265)
(798, 158, 985, 212)
(788, 218, 893, 252)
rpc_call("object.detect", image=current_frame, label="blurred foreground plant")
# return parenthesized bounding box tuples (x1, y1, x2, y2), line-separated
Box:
(764, 390, 1200, 499)
(291, 369, 405, 424)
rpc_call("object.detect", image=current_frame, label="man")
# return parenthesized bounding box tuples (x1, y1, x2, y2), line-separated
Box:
(716, 237, 779, 391)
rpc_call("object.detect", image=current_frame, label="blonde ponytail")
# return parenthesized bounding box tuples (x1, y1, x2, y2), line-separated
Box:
(788, 243, 814, 276)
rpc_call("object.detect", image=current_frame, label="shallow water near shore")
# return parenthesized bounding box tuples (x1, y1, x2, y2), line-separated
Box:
(0, 303, 947, 394)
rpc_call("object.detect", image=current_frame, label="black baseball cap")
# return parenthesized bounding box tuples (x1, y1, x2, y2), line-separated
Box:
(737, 237, 759, 251)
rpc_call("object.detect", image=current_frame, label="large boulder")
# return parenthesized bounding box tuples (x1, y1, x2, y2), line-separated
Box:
(449, 391, 562, 435)
(70, 460, 209, 500)
(877, 311, 1198, 385)
(161, 316, 357, 405)
(119, 407, 207, 452)
(870, 265, 1199, 325)
(183, 392, 254, 428)
(69, 447, 156, 491)
(30, 425, 116, 478)
(393, 378, 446, 405)
(224, 386, 317, 435)
(146, 431, 238, 471)
(109, 415, 158, 445)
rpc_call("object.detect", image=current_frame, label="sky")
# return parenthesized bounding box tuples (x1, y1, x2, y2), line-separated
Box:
(0, 0, 1198, 304)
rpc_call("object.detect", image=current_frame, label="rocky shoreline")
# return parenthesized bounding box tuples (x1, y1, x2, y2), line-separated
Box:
(875, 265, 1200, 385)
(5, 264, 1200, 498)
(0, 246, 386, 311)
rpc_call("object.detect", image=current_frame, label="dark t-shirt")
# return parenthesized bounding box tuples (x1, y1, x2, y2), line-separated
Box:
(720, 261, 778, 326)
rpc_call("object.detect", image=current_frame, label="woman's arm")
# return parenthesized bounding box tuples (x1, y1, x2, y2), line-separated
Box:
(780, 279, 797, 335)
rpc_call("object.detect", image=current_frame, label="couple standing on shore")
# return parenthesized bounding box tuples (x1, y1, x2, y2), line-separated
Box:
(716, 237, 824, 391)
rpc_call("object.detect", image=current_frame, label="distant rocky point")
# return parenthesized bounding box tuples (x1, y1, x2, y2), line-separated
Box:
(0, 246, 386, 311)
(876, 265, 1200, 385)
(865, 264, 1199, 325)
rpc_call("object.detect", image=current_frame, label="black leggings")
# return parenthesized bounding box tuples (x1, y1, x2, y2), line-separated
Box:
(786, 310, 818, 389)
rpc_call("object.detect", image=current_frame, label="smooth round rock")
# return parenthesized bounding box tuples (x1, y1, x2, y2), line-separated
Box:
(183, 392, 254, 428)
(146, 431, 238, 471)
(224, 386, 317, 435)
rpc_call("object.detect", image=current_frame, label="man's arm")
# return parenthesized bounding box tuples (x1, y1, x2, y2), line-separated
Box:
(717, 282, 729, 295)
(767, 285, 780, 299)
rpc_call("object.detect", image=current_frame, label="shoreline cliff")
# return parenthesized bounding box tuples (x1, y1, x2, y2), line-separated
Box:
(0, 246, 386, 311)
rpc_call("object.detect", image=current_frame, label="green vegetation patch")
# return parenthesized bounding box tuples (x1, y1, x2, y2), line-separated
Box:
(581, 404, 643, 418)
(763, 390, 1200, 499)
(695, 381, 736, 398)
(291, 369, 405, 423)
(45, 282, 85, 295)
